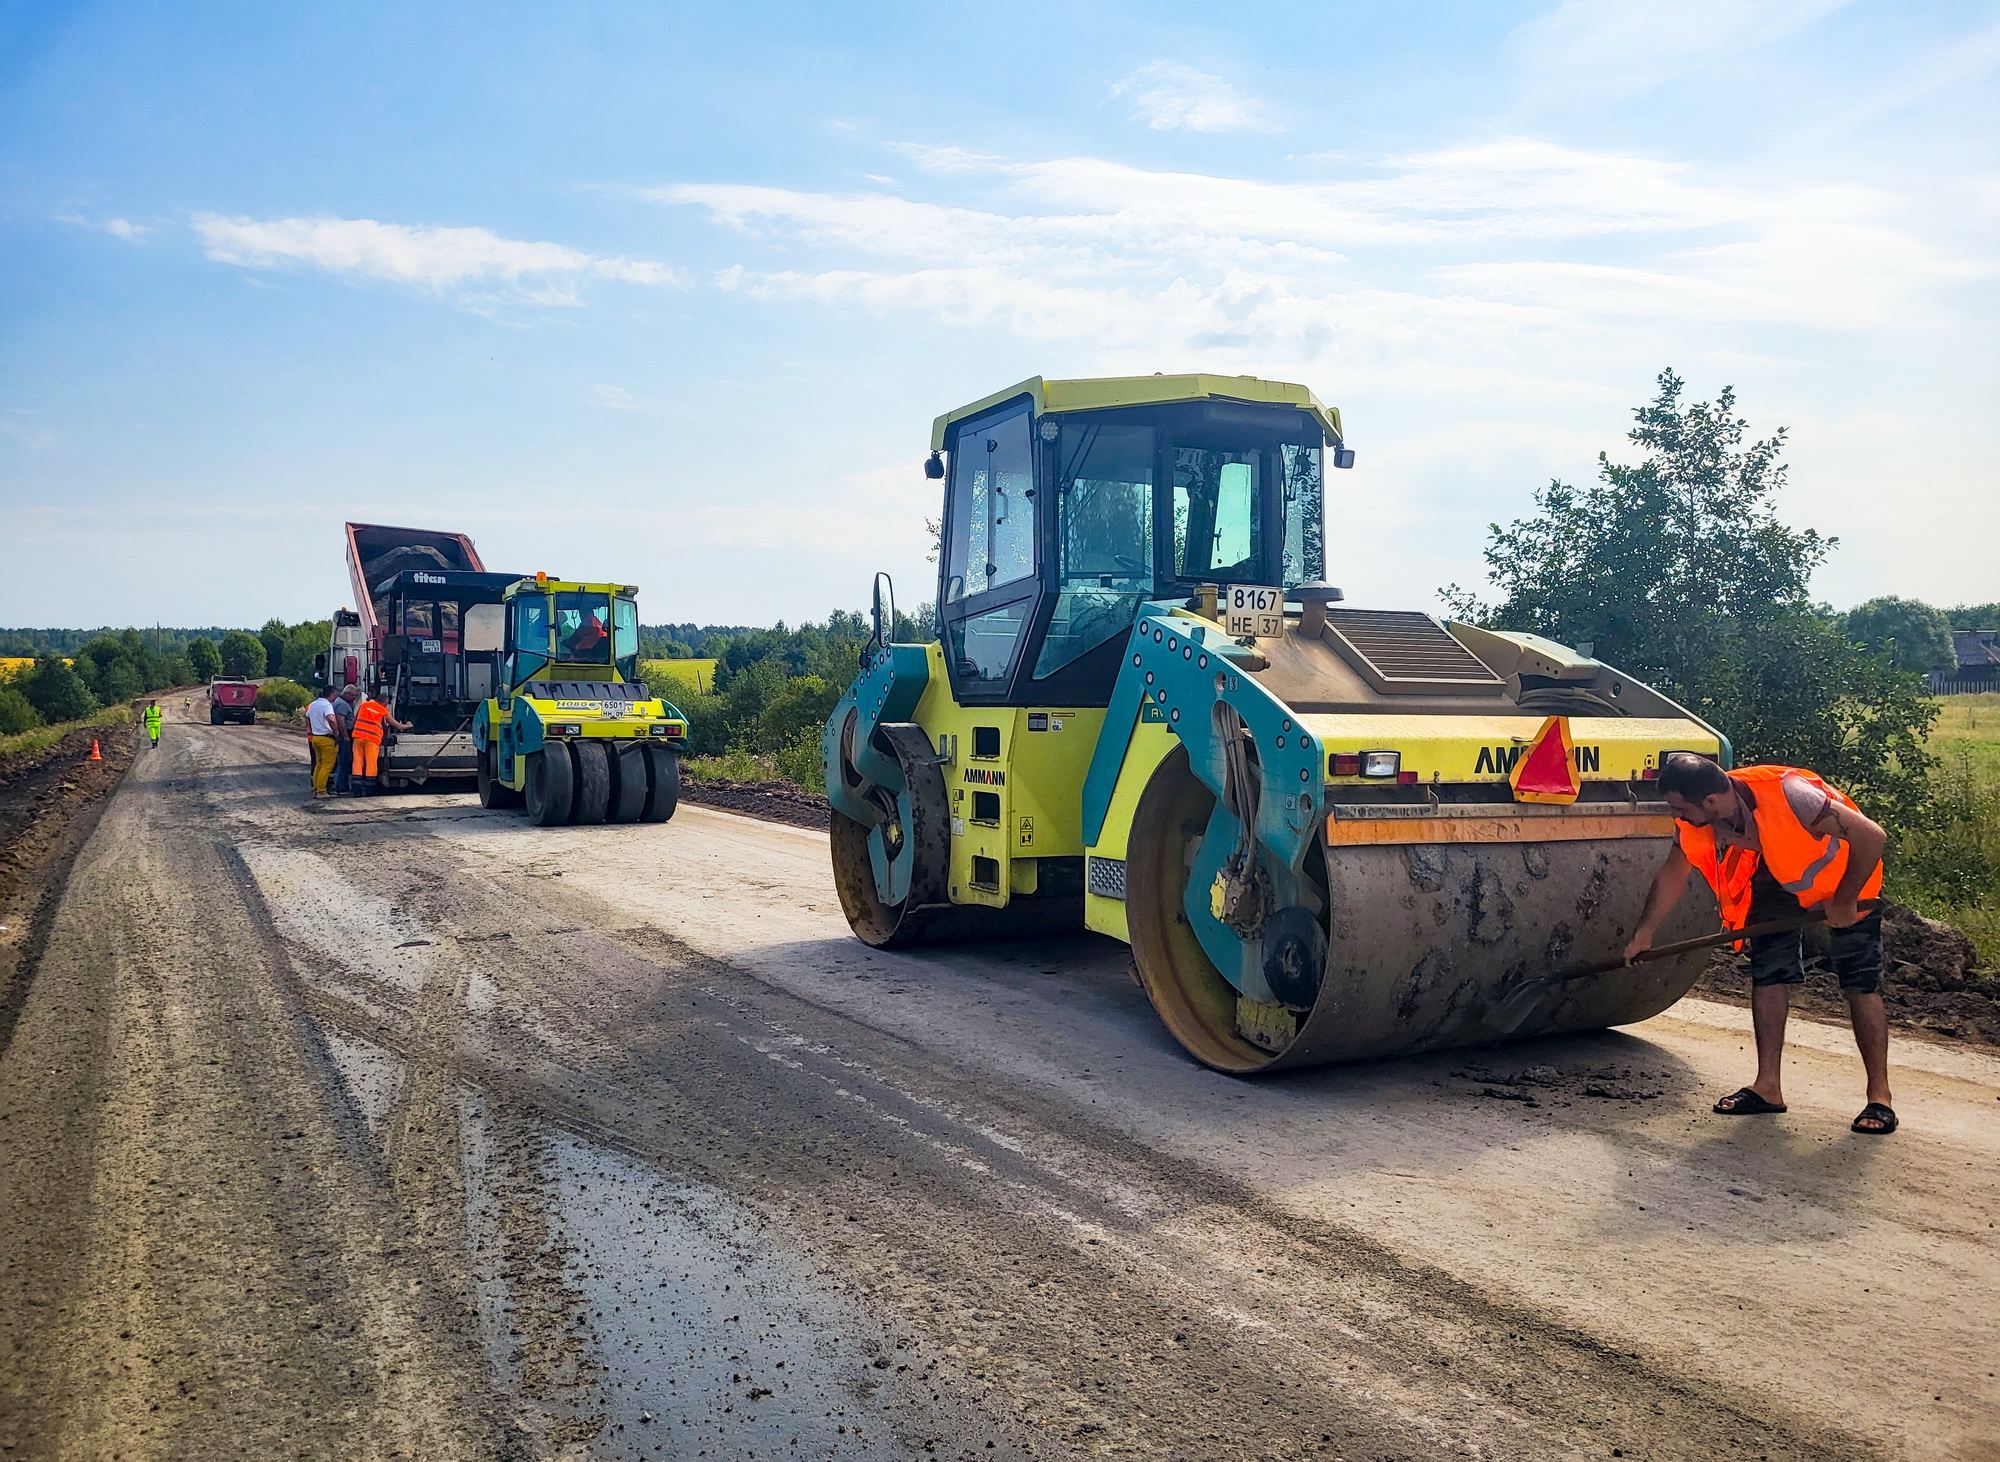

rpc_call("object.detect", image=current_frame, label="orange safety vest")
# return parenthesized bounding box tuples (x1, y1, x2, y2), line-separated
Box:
(1677, 765, 1883, 929)
(352, 700, 388, 744)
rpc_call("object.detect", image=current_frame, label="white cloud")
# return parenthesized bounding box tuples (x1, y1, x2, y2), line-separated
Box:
(190, 214, 676, 298)
(1109, 61, 1278, 134)
(57, 214, 152, 239)
(1512, 0, 1854, 99)
(592, 384, 640, 410)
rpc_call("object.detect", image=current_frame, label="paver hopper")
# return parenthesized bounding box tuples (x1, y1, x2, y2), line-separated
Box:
(822, 374, 1731, 1072)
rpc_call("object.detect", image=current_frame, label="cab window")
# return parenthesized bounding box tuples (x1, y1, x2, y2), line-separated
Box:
(1281, 442, 1325, 586)
(510, 595, 551, 685)
(1035, 423, 1154, 679)
(1172, 448, 1262, 583)
(612, 597, 640, 681)
(554, 592, 612, 664)
(944, 408, 1035, 603)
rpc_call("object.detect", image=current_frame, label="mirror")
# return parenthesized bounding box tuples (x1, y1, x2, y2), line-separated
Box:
(871, 571, 897, 649)
(924, 451, 945, 480)
(1332, 447, 1357, 470)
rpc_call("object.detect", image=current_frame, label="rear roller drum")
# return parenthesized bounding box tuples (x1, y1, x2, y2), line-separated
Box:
(570, 740, 612, 825)
(606, 741, 648, 823)
(525, 745, 575, 826)
(638, 743, 679, 823)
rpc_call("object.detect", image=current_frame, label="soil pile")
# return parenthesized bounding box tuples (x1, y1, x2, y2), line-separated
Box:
(1695, 899, 2000, 1047)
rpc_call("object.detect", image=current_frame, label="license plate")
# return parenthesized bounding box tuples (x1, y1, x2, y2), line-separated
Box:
(1223, 585, 1284, 638)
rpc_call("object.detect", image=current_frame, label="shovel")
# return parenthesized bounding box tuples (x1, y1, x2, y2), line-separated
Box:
(1487, 899, 1881, 1035)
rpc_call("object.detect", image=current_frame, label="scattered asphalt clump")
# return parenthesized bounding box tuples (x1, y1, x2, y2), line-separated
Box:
(678, 776, 829, 831)
(1453, 1062, 1669, 1109)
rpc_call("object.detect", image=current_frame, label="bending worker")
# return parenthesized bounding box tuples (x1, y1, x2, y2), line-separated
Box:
(348, 687, 411, 797)
(143, 700, 163, 749)
(1626, 753, 1895, 1135)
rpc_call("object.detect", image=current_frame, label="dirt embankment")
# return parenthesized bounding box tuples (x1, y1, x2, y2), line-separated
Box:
(1694, 900, 1999, 1045)
(678, 775, 829, 831)
(0, 720, 138, 1042)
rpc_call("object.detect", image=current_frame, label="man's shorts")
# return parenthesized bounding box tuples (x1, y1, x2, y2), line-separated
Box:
(1744, 865, 1883, 994)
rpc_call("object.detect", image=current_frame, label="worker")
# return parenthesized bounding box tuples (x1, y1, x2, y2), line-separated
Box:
(331, 684, 360, 795)
(1625, 753, 1895, 1135)
(304, 688, 341, 799)
(142, 700, 163, 749)
(561, 612, 608, 660)
(348, 687, 410, 797)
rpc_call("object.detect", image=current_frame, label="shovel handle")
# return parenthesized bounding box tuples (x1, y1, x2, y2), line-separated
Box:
(1558, 898, 1882, 983)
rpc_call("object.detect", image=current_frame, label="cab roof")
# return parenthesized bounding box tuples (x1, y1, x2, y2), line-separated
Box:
(501, 578, 640, 598)
(930, 373, 1343, 452)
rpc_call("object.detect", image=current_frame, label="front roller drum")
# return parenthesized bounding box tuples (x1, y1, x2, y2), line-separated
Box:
(1126, 746, 1717, 1074)
(829, 722, 1080, 949)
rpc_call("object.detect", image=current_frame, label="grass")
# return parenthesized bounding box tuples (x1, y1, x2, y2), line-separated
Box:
(640, 658, 718, 698)
(1903, 693, 2000, 963)
(0, 703, 134, 764)
(681, 748, 780, 783)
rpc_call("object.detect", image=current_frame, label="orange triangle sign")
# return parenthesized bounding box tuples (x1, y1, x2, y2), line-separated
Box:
(1510, 715, 1579, 804)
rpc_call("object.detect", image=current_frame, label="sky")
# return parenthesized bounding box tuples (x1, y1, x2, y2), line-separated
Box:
(1, 0, 1996, 630)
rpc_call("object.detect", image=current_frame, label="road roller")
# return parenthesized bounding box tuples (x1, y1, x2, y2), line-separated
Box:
(472, 573, 688, 825)
(823, 373, 1731, 1072)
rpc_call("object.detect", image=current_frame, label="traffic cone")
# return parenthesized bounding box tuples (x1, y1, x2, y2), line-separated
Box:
(88, 739, 102, 761)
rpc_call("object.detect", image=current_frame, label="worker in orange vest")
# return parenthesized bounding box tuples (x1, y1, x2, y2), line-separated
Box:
(347, 687, 411, 798)
(1626, 753, 1894, 1134)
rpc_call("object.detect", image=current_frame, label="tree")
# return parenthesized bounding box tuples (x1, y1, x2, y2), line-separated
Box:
(281, 622, 330, 683)
(99, 659, 145, 704)
(0, 685, 43, 736)
(258, 619, 288, 680)
(1444, 370, 1938, 832)
(1945, 603, 2000, 631)
(187, 637, 222, 681)
(1845, 596, 1954, 672)
(220, 631, 267, 678)
(20, 656, 97, 724)
(1444, 369, 1825, 695)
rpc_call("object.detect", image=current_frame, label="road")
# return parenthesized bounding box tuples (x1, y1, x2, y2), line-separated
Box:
(1, 706, 1995, 1461)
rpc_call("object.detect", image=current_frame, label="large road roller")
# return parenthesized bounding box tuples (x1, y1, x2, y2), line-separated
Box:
(822, 373, 1733, 1073)
(472, 574, 687, 825)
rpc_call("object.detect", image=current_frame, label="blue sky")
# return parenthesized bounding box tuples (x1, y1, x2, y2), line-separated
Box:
(2, 0, 1996, 629)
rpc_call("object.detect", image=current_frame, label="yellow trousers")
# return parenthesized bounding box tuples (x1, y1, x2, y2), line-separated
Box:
(309, 734, 338, 794)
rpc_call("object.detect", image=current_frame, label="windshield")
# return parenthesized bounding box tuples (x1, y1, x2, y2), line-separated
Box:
(1036, 422, 1155, 679)
(554, 592, 612, 664)
(1172, 447, 1262, 583)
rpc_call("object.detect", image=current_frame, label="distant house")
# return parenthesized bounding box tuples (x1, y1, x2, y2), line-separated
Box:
(1932, 630, 2000, 693)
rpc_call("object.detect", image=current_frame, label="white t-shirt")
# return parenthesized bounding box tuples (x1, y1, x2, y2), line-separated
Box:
(306, 697, 338, 737)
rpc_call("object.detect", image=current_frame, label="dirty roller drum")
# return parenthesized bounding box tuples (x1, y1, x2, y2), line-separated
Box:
(1124, 747, 1718, 1074)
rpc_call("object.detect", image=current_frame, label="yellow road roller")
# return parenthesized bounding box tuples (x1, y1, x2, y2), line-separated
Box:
(822, 373, 1729, 1072)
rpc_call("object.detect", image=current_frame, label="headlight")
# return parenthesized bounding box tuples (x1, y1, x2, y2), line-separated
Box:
(1360, 750, 1401, 779)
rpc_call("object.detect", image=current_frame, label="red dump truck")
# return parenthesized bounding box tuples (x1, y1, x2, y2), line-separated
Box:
(207, 677, 258, 725)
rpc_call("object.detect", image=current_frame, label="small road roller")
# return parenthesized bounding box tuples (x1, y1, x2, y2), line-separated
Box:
(473, 574, 687, 826)
(823, 373, 1731, 1072)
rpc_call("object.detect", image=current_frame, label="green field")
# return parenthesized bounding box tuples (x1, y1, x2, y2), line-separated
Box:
(639, 658, 717, 698)
(1908, 693, 2000, 961)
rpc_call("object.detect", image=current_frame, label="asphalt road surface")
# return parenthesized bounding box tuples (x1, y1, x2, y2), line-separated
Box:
(2, 708, 1995, 1461)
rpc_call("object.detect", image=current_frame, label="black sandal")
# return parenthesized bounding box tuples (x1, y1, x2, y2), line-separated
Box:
(1713, 1087, 1787, 1115)
(1851, 1102, 1898, 1135)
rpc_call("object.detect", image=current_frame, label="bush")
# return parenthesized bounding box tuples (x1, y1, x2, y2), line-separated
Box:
(256, 678, 312, 716)
(1893, 750, 2000, 910)
(0, 685, 43, 735)
(187, 636, 222, 681)
(774, 727, 827, 792)
(676, 693, 734, 756)
(753, 674, 840, 753)
(20, 656, 97, 724)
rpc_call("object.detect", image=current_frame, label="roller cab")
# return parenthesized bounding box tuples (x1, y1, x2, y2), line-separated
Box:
(825, 374, 1730, 1071)
(473, 576, 687, 826)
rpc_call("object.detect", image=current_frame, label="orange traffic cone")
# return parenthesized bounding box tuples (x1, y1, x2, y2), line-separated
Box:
(88, 739, 103, 761)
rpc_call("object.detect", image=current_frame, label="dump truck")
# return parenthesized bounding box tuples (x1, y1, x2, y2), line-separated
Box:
(319, 522, 521, 791)
(822, 373, 1731, 1072)
(472, 574, 688, 825)
(207, 676, 258, 725)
